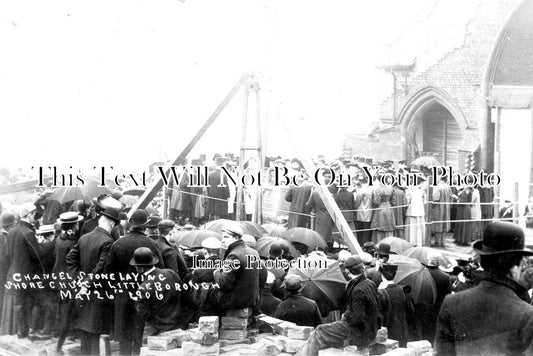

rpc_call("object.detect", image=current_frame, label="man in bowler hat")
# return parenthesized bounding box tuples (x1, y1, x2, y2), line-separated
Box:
(436, 222, 533, 355)
(104, 209, 164, 356)
(130, 247, 182, 336)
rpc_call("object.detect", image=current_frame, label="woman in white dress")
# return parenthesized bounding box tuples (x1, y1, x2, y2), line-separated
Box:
(470, 185, 482, 240)
(405, 177, 426, 246)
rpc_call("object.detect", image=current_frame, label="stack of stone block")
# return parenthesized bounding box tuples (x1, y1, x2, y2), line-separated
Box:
(315, 327, 415, 356)
(219, 308, 253, 342)
(140, 311, 323, 356)
(372, 339, 433, 356)
(141, 316, 221, 356)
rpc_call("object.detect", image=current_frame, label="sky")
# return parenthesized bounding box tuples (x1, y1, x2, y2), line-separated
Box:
(0, 0, 429, 174)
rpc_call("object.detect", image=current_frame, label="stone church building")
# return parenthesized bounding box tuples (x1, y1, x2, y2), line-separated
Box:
(345, 0, 533, 202)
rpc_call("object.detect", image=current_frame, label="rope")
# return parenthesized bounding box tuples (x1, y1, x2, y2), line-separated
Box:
(331, 216, 518, 234)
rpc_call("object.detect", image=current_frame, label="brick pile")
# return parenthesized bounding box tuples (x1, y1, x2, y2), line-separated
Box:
(139, 309, 320, 356)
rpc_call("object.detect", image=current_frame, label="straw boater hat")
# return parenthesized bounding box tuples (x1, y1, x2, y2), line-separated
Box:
(57, 212, 84, 225)
(36, 224, 55, 235)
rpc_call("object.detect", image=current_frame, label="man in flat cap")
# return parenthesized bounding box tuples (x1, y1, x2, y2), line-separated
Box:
(436, 222, 533, 355)
(104, 209, 164, 356)
(210, 226, 260, 315)
(156, 219, 188, 280)
(299, 256, 379, 355)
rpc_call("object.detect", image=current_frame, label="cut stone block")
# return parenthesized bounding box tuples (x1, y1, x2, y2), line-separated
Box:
(370, 339, 399, 355)
(318, 348, 345, 356)
(247, 328, 259, 337)
(263, 342, 282, 355)
(375, 327, 388, 343)
(254, 316, 285, 333)
(226, 308, 252, 318)
(181, 341, 220, 356)
(258, 316, 284, 326)
(220, 343, 253, 354)
(282, 338, 305, 353)
(249, 333, 274, 344)
(286, 325, 314, 340)
(0, 336, 47, 356)
(219, 328, 248, 340)
(221, 316, 250, 329)
(188, 327, 219, 346)
(381, 348, 416, 356)
(406, 341, 432, 356)
(219, 338, 252, 347)
(141, 346, 184, 356)
(199, 316, 220, 333)
(239, 343, 267, 356)
(264, 335, 288, 350)
(158, 329, 192, 347)
(272, 321, 296, 336)
(147, 335, 180, 351)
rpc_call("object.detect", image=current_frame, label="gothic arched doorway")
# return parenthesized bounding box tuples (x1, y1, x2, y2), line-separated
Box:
(408, 100, 463, 167)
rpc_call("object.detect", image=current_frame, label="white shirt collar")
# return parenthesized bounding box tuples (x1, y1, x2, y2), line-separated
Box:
(378, 276, 394, 289)
(143, 266, 156, 276)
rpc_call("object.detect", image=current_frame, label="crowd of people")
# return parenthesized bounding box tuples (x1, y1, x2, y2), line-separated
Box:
(0, 154, 530, 356)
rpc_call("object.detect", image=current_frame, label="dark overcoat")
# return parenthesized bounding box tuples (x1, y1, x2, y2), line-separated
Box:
(436, 272, 533, 356)
(334, 189, 356, 223)
(430, 182, 452, 233)
(52, 232, 79, 278)
(273, 294, 322, 327)
(213, 239, 260, 309)
(380, 283, 413, 347)
(155, 236, 178, 272)
(207, 169, 230, 217)
(104, 230, 164, 342)
(5, 221, 43, 298)
(306, 190, 334, 244)
(80, 218, 120, 241)
(391, 186, 407, 228)
(34, 195, 62, 225)
(0, 231, 10, 316)
(420, 266, 451, 343)
(285, 184, 312, 229)
(135, 268, 182, 333)
(342, 274, 380, 348)
(65, 227, 114, 334)
(260, 288, 281, 316)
